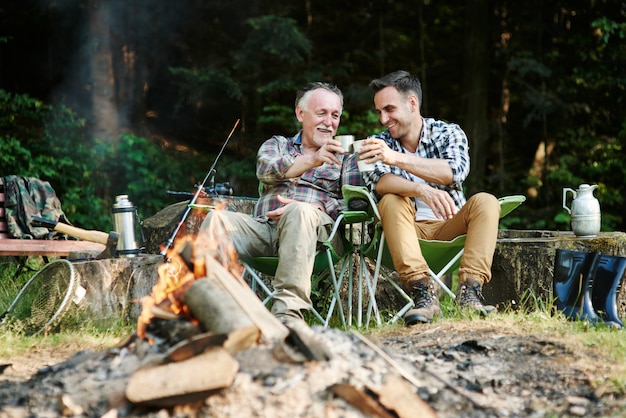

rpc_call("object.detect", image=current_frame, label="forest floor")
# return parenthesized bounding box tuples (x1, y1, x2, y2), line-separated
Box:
(1, 316, 625, 417)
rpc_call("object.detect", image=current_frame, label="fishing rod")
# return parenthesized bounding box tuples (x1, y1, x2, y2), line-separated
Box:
(160, 119, 240, 257)
(166, 189, 259, 201)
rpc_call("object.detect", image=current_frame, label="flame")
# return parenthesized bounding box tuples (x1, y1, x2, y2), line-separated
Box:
(136, 200, 244, 340)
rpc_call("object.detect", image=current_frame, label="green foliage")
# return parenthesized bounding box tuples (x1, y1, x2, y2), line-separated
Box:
(169, 67, 242, 109)
(257, 104, 301, 136)
(338, 110, 381, 140)
(0, 90, 102, 227)
(96, 133, 255, 223)
(0, 89, 258, 232)
(234, 16, 311, 73)
(2, 3, 626, 232)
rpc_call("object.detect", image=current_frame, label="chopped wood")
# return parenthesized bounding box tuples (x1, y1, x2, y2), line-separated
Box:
(369, 376, 438, 418)
(164, 326, 259, 362)
(165, 332, 229, 362)
(184, 277, 255, 334)
(150, 305, 182, 320)
(223, 325, 261, 355)
(281, 322, 332, 362)
(330, 384, 395, 418)
(205, 255, 289, 342)
(125, 347, 238, 407)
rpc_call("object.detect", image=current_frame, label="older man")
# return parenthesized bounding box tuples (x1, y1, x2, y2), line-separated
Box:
(200, 82, 360, 323)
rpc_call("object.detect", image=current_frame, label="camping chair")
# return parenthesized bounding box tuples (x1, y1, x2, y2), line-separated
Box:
(241, 205, 372, 329)
(342, 185, 526, 325)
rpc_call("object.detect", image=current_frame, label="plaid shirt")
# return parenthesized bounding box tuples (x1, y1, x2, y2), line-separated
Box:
(362, 117, 470, 210)
(254, 132, 362, 220)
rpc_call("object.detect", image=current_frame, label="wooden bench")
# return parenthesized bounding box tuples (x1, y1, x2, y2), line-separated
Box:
(0, 178, 105, 258)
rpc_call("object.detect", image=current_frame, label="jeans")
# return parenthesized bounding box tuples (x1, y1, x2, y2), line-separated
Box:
(377, 192, 500, 286)
(200, 202, 338, 318)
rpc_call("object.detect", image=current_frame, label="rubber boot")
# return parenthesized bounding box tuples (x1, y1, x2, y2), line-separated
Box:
(553, 249, 601, 322)
(591, 254, 626, 328)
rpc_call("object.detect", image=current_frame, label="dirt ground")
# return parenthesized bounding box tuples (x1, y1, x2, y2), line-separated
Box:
(1, 317, 625, 418)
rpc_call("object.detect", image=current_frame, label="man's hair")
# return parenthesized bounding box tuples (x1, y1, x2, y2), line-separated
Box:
(369, 70, 423, 107)
(295, 82, 344, 110)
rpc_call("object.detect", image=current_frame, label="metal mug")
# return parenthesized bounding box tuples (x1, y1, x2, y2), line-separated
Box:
(335, 135, 355, 153)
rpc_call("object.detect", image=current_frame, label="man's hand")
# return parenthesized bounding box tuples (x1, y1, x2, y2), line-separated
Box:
(266, 195, 296, 221)
(311, 138, 342, 166)
(287, 139, 343, 179)
(419, 184, 457, 220)
(357, 137, 391, 165)
(266, 195, 324, 222)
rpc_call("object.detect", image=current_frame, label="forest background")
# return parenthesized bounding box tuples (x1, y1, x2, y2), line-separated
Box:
(0, 0, 624, 236)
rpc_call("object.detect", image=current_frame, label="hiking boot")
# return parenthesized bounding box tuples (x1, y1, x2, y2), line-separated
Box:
(403, 279, 442, 326)
(457, 278, 496, 315)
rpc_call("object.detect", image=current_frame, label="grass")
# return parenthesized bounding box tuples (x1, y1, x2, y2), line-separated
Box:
(0, 257, 135, 358)
(1, 256, 625, 394)
(0, 323, 133, 359)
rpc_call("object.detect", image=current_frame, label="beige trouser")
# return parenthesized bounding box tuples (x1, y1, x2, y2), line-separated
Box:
(200, 202, 338, 319)
(377, 192, 500, 287)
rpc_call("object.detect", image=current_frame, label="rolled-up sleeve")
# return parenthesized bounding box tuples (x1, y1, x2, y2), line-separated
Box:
(439, 124, 470, 185)
(360, 119, 469, 208)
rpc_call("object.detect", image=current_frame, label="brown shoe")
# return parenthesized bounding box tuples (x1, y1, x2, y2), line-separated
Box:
(403, 279, 442, 325)
(457, 277, 496, 315)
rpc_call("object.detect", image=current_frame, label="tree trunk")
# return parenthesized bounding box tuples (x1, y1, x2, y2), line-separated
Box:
(87, 0, 119, 143)
(463, 0, 489, 194)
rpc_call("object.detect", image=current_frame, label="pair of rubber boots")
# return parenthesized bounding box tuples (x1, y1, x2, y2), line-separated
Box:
(553, 249, 625, 328)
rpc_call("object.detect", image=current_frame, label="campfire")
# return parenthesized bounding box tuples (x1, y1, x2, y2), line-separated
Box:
(136, 202, 243, 341)
(0, 204, 436, 418)
(121, 206, 435, 416)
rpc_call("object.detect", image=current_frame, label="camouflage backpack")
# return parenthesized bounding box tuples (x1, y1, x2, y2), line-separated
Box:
(2, 175, 70, 239)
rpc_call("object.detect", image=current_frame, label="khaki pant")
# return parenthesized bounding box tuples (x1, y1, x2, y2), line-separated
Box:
(200, 202, 339, 319)
(377, 192, 500, 286)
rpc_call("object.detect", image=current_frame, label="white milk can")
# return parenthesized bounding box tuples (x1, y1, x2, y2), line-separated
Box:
(562, 184, 601, 237)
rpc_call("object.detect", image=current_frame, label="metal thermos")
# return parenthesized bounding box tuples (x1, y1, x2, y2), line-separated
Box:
(112, 195, 140, 257)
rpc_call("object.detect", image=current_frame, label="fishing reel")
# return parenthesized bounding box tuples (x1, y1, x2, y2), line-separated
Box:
(204, 182, 233, 197)
(166, 182, 234, 199)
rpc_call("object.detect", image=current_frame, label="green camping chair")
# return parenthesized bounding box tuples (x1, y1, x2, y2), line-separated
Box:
(342, 185, 526, 326)
(241, 203, 372, 329)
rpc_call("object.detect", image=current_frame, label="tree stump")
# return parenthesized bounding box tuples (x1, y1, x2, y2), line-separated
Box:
(486, 230, 626, 317)
(141, 198, 257, 254)
(71, 254, 162, 323)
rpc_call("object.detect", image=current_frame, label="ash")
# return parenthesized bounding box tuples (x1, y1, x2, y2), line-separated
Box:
(1, 322, 625, 417)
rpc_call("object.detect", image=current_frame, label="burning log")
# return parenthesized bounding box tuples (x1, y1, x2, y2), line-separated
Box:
(202, 255, 289, 342)
(184, 277, 255, 334)
(136, 207, 247, 340)
(137, 207, 289, 345)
